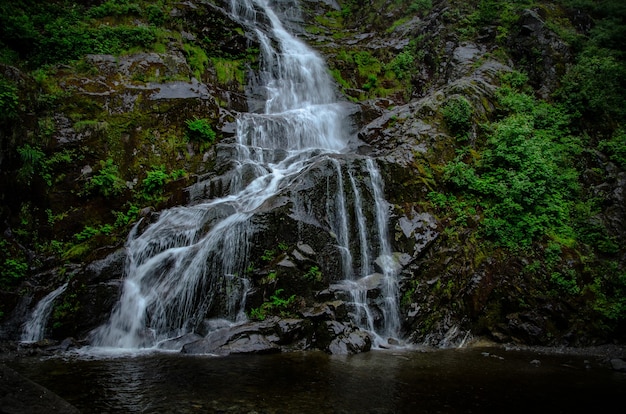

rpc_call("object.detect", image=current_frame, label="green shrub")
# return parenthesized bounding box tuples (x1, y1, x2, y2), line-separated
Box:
(17, 144, 46, 186)
(442, 96, 473, 139)
(142, 165, 169, 195)
(74, 226, 100, 242)
(0, 76, 19, 121)
(387, 51, 414, 80)
(146, 4, 166, 26)
(557, 53, 626, 123)
(303, 265, 322, 282)
(599, 129, 626, 169)
(114, 204, 141, 228)
(409, 0, 433, 15)
(1, 257, 28, 287)
(185, 117, 216, 143)
(248, 289, 296, 321)
(87, 159, 126, 197)
(87, 0, 142, 18)
(443, 88, 580, 249)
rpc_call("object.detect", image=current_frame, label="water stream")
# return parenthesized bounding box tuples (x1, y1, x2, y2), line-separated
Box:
(20, 283, 68, 343)
(89, 0, 400, 350)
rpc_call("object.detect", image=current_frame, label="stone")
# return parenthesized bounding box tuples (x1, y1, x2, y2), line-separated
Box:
(610, 358, 626, 372)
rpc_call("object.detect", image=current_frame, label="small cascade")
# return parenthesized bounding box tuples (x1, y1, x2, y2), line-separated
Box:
(92, 0, 401, 351)
(367, 158, 401, 340)
(21, 283, 68, 343)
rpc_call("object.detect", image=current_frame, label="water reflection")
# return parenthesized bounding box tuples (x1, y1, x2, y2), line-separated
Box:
(8, 347, 626, 413)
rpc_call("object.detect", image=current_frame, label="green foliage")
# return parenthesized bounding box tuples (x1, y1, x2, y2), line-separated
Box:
(17, 144, 46, 186)
(557, 53, 626, 123)
(248, 288, 296, 321)
(0, 1, 160, 67)
(74, 224, 113, 242)
(87, 0, 142, 19)
(87, 159, 126, 198)
(387, 51, 414, 80)
(212, 58, 245, 85)
(598, 129, 626, 169)
(114, 204, 141, 228)
(0, 256, 28, 288)
(185, 117, 216, 143)
(362, 74, 378, 91)
(51, 292, 79, 329)
(0, 76, 19, 121)
(261, 249, 276, 262)
(146, 4, 166, 26)
(74, 226, 100, 242)
(441, 96, 473, 139)
(303, 265, 322, 282)
(142, 165, 169, 195)
(588, 263, 626, 321)
(408, 0, 433, 15)
(353, 51, 382, 77)
(550, 270, 580, 296)
(443, 80, 580, 248)
(183, 43, 209, 80)
(573, 201, 619, 254)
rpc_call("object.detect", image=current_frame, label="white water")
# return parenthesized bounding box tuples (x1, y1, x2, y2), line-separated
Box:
(91, 0, 400, 350)
(21, 283, 68, 343)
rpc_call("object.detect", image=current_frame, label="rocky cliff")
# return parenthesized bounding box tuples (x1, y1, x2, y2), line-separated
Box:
(0, 0, 624, 351)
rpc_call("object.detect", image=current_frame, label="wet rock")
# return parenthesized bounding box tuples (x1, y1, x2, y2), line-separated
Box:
(180, 318, 313, 356)
(507, 9, 572, 97)
(320, 321, 372, 355)
(181, 320, 280, 356)
(610, 358, 626, 372)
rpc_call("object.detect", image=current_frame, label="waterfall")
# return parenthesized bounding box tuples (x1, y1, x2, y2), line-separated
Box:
(21, 283, 68, 343)
(92, 0, 400, 350)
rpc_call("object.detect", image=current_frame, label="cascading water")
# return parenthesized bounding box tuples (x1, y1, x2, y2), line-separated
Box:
(91, 0, 400, 350)
(21, 283, 68, 343)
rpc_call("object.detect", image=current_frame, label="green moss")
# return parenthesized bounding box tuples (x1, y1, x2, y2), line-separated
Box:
(212, 58, 245, 86)
(183, 43, 209, 80)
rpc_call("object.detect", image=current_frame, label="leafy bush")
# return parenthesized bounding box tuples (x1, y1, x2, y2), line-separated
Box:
(114, 204, 141, 228)
(442, 96, 473, 139)
(557, 53, 626, 124)
(443, 85, 580, 248)
(185, 117, 216, 143)
(142, 166, 169, 195)
(87, 159, 126, 197)
(387, 51, 414, 80)
(146, 4, 166, 26)
(599, 129, 626, 169)
(303, 266, 322, 282)
(17, 144, 46, 185)
(248, 289, 296, 321)
(0, 76, 19, 121)
(408, 0, 433, 15)
(87, 0, 142, 19)
(1, 257, 28, 288)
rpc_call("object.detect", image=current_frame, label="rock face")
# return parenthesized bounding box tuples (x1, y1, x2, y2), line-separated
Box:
(180, 316, 371, 356)
(0, 0, 624, 352)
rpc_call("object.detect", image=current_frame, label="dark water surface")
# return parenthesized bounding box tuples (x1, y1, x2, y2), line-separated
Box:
(7, 346, 625, 413)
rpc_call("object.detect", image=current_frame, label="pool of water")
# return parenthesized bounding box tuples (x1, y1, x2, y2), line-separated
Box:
(6, 346, 625, 413)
